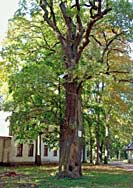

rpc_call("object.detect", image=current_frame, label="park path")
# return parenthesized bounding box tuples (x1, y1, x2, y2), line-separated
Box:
(109, 161, 133, 172)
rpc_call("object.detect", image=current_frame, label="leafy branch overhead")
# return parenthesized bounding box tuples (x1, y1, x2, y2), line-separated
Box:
(39, 0, 112, 65)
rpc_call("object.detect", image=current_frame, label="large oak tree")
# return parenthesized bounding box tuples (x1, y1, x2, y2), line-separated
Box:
(36, 0, 112, 178)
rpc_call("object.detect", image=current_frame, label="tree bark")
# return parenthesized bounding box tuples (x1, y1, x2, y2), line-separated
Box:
(89, 139, 93, 164)
(104, 125, 110, 164)
(89, 125, 93, 164)
(82, 144, 87, 163)
(35, 135, 41, 165)
(59, 81, 83, 178)
(100, 141, 103, 163)
(95, 116, 100, 165)
(39, 0, 112, 178)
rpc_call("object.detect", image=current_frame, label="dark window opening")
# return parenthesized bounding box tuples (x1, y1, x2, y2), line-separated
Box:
(53, 150, 57, 157)
(16, 144, 23, 157)
(28, 144, 34, 157)
(44, 145, 48, 156)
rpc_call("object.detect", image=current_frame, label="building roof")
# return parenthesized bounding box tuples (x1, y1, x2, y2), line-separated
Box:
(127, 142, 133, 150)
(0, 136, 12, 139)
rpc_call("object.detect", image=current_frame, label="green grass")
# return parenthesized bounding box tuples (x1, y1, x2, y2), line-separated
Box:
(0, 164, 133, 188)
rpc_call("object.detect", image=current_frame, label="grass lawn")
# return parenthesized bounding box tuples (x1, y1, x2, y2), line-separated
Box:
(0, 164, 133, 188)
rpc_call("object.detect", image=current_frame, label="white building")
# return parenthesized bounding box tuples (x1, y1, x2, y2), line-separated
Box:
(9, 136, 59, 165)
(0, 111, 59, 165)
(0, 136, 59, 165)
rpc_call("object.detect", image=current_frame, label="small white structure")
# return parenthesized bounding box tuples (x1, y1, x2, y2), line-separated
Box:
(127, 142, 133, 164)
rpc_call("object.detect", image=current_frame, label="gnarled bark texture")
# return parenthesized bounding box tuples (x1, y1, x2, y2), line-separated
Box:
(59, 81, 83, 178)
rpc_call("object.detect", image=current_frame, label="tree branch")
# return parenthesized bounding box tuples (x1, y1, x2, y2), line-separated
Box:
(118, 79, 133, 83)
(39, 0, 66, 47)
(101, 31, 124, 62)
(74, 0, 84, 52)
(90, 35, 103, 46)
(77, 1, 112, 63)
(69, 0, 84, 64)
(60, 2, 72, 33)
(49, 1, 56, 26)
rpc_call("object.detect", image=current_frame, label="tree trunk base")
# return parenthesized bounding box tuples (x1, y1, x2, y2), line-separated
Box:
(59, 168, 82, 178)
(104, 156, 108, 164)
(59, 81, 83, 178)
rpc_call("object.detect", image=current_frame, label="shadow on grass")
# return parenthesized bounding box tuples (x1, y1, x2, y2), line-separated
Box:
(0, 164, 133, 188)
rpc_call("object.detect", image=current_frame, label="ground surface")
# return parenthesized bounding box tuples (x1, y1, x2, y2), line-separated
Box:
(0, 162, 133, 188)
(109, 161, 133, 171)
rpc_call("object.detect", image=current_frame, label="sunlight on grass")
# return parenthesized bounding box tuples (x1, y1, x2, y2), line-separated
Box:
(0, 164, 133, 188)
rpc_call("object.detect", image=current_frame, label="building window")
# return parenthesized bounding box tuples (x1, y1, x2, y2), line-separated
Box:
(44, 145, 48, 156)
(16, 144, 23, 157)
(28, 144, 34, 157)
(53, 150, 57, 157)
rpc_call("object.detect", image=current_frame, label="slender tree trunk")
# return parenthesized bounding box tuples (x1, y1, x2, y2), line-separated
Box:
(116, 150, 121, 160)
(35, 139, 38, 165)
(89, 126, 93, 164)
(39, 134, 42, 165)
(96, 140, 100, 165)
(82, 122, 87, 163)
(35, 136, 41, 165)
(104, 125, 110, 164)
(89, 140, 93, 164)
(100, 141, 103, 163)
(95, 116, 100, 165)
(82, 144, 87, 163)
(59, 81, 83, 178)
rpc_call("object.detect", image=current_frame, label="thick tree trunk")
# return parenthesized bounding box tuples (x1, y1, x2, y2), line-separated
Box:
(59, 81, 83, 178)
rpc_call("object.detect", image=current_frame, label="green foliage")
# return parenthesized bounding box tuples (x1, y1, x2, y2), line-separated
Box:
(108, 0, 133, 41)
(1, 7, 65, 144)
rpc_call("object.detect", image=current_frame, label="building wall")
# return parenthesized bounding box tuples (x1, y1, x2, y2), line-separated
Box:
(40, 136, 59, 163)
(0, 111, 59, 164)
(9, 136, 59, 164)
(10, 137, 36, 164)
(0, 137, 11, 164)
(128, 150, 133, 164)
(41, 145, 59, 164)
(0, 111, 11, 136)
(0, 111, 86, 165)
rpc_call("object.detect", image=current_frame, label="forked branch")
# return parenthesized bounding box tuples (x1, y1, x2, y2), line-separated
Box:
(39, 0, 66, 47)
